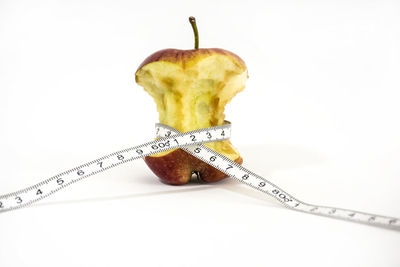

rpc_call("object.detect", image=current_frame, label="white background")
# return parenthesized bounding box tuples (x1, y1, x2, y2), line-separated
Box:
(1, 0, 400, 266)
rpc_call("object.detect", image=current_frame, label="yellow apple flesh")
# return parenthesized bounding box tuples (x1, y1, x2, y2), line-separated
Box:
(135, 48, 248, 184)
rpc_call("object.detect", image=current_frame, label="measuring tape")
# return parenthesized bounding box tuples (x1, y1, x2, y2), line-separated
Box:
(0, 122, 399, 230)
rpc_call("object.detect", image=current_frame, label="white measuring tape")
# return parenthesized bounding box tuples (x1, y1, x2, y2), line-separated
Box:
(0, 122, 399, 230)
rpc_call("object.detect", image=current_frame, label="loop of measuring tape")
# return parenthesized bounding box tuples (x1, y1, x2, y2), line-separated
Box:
(0, 123, 399, 231)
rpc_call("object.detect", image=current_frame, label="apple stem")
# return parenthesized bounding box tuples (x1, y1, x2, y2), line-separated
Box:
(189, 16, 199, 49)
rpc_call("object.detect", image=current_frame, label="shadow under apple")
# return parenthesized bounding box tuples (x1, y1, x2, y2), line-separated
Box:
(33, 143, 325, 209)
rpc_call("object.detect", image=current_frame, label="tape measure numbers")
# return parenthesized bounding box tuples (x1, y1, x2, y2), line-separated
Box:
(0, 124, 232, 212)
(0, 123, 399, 230)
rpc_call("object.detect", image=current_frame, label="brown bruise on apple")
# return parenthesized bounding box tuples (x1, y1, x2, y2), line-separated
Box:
(136, 48, 248, 184)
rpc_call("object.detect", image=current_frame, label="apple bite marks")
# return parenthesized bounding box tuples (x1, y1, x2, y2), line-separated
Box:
(136, 48, 247, 184)
(135, 50, 247, 132)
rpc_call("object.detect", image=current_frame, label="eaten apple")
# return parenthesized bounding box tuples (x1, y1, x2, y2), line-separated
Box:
(135, 17, 248, 185)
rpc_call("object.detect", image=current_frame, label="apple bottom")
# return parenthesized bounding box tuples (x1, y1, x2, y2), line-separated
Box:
(144, 149, 243, 185)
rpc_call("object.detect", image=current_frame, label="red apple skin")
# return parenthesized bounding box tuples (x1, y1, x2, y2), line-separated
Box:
(135, 48, 247, 77)
(144, 148, 243, 185)
(136, 47, 247, 185)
